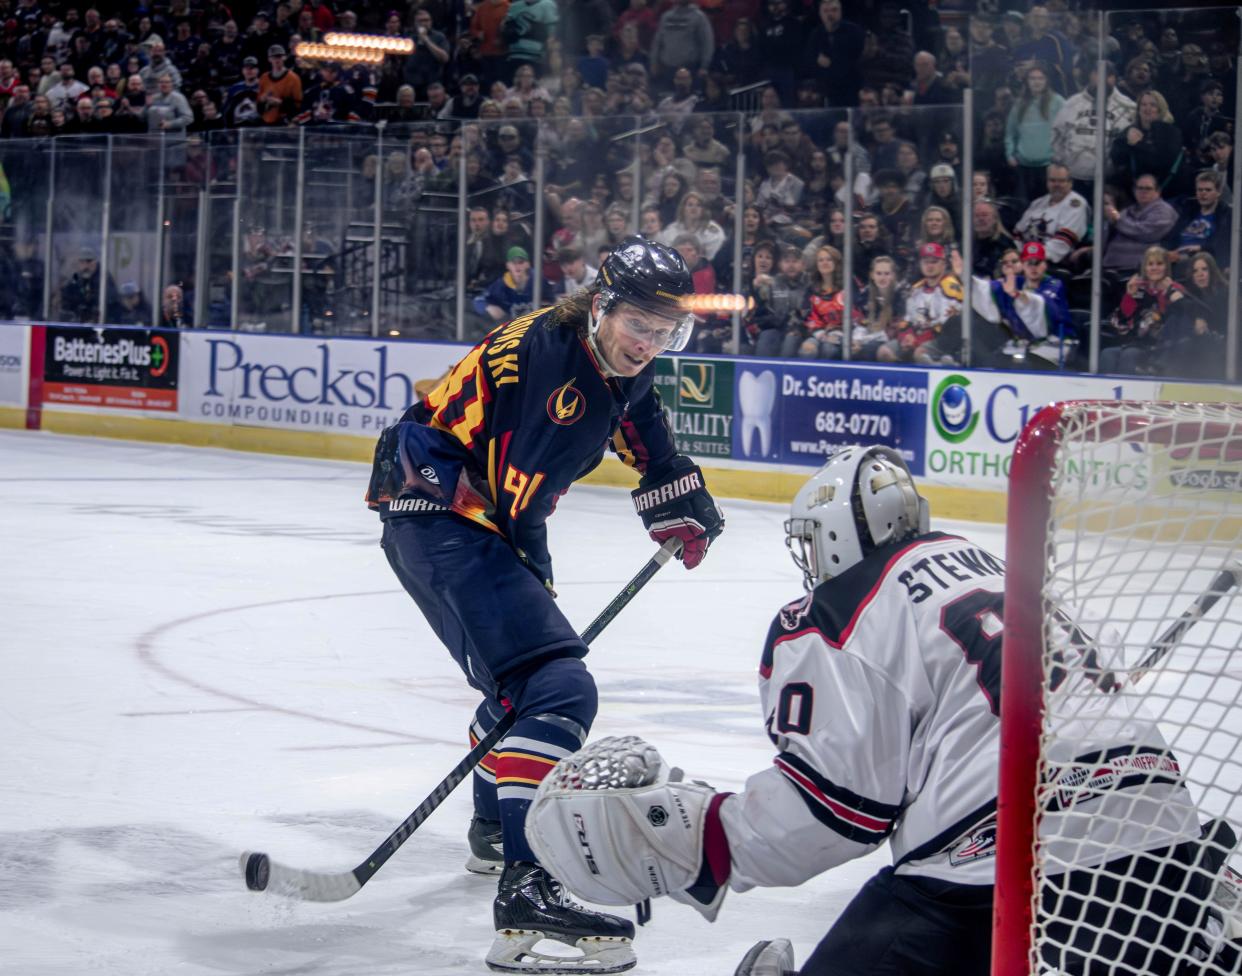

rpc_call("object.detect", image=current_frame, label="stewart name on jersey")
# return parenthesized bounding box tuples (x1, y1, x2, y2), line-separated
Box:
(715, 532, 1199, 894)
(375, 308, 679, 585)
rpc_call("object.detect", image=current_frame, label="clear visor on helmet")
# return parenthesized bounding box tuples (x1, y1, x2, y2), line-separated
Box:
(601, 288, 695, 353)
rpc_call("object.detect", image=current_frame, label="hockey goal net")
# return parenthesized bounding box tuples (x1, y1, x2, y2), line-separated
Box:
(994, 400, 1242, 976)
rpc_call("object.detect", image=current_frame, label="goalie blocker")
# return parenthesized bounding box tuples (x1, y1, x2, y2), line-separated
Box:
(528, 445, 1242, 976)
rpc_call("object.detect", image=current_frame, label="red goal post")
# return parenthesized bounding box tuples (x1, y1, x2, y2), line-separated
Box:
(994, 400, 1242, 976)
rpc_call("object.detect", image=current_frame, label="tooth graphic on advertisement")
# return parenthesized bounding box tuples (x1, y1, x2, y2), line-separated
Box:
(738, 369, 776, 457)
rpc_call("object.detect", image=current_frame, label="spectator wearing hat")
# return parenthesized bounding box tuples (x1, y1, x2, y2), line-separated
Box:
(443, 73, 483, 119)
(921, 163, 962, 221)
(961, 241, 1073, 367)
(140, 40, 183, 93)
(259, 44, 301, 124)
(223, 56, 262, 126)
(751, 243, 808, 359)
(474, 244, 546, 323)
(108, 280, 152, 325)
(878, 241, 963, 365)
(1183, 80, 1231, 165)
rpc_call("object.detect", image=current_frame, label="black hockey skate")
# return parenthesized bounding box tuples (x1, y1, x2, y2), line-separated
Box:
(466, 815, 504, 875)
(485, 861, 636, 974)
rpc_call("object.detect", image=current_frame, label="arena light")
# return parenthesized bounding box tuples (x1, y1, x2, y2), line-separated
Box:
(679, 293, 754, 314)
(294, 41, 386, 65)
(324, 31, 414, 54)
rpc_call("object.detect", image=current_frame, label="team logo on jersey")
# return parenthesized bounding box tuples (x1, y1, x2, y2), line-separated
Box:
(931, 374, 979, 444)
(949, 822, 998, 866)
(547, 379, 586, 425)
(778, 593, 813, 631)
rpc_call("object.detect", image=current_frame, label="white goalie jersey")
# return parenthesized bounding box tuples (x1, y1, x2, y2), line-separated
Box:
(717, 531, 1201, 893)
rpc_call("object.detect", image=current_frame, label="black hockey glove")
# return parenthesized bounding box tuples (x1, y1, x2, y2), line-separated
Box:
(631, 461, 724, 569)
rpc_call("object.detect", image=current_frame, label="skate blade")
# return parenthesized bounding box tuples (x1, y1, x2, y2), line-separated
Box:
(485, 928, 636, 974)
(466, 853, 504, 875)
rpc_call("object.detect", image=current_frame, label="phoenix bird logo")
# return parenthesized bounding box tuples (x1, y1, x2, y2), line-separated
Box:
(547, 378, 585, 425)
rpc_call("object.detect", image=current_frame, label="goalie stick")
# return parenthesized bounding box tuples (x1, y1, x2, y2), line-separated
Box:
(240, 538, 683, 902)
(1089, 556, 1242, 694)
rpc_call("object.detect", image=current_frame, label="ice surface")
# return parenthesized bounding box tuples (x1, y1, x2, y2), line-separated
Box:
(0, 428, 1019, 975)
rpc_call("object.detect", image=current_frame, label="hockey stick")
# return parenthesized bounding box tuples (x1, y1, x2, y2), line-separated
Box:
(240, 537, 683, 902)
(1094, 556, 1242, 693)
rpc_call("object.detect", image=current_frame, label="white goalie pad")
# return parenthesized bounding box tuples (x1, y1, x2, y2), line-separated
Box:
(525, 736, 725, 920)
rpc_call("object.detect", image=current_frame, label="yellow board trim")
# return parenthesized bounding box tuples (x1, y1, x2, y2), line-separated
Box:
(24, 410, 1011, 524)
(0, 406, 26, 430)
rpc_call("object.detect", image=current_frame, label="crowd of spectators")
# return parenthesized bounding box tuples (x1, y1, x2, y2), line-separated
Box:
(0, 0, 1236, 378)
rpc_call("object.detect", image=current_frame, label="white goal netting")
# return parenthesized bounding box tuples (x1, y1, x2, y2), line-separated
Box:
(997, 401, 1242, 976)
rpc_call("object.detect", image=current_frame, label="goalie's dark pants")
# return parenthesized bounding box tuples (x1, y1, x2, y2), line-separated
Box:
(803, 838, 1216, 976)
(381, 514, 597, 864)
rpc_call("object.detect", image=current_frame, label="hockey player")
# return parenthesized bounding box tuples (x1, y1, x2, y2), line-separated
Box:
(525, 446, 1235, 976)
(365, 236, 724, 974)
(1014, 163, 1090, 268)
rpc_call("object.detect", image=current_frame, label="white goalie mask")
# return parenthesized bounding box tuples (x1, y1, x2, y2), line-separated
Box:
(785, 446, 930, 589)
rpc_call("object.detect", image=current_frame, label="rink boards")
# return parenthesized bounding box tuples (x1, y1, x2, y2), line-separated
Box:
(1, 321, 1239, 525)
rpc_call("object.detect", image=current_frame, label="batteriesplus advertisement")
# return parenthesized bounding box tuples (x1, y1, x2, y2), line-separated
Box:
(42, 326, 179, 411)
(732, 363, 929, 474)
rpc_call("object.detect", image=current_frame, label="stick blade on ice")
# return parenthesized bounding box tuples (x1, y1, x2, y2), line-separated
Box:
(239, 851, 363, 902)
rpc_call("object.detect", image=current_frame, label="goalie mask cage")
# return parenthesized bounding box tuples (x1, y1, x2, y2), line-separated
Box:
(994, 401, 1242, 976)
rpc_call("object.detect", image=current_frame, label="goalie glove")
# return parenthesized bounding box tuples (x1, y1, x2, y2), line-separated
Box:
(631, 460, 724, 570)
(525, 736, 733, 921)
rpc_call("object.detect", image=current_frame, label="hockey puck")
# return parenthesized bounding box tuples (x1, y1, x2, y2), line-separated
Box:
(242, 851, 271, 891)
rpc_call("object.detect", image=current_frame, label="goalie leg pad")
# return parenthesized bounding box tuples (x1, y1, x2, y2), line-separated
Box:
(525, 736, 729, 921)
